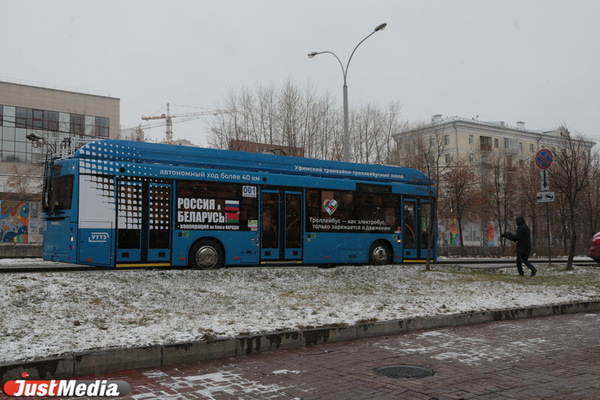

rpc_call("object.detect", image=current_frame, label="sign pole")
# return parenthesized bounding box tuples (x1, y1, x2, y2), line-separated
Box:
(535, 149, 554, 265)
(546, 202, 552, 264)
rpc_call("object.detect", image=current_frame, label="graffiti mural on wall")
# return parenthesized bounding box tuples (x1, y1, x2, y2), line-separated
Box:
(447, 219, 461, 246)
(0, 201, 30, 242)
(485, 221, 497, 246)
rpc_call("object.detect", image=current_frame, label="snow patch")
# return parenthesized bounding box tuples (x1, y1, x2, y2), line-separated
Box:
(1, 262, 598, 364)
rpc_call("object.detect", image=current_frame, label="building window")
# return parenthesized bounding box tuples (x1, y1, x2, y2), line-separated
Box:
(2, 106, 15, 129)
(464, 225, 478, 243)
(96, 117, 109, 137)
(468, 135, 473, 145)
(494, 138, 499, 148)
(59, 113, 69, 133)
(444, 135, 450, 146)
(11, 108, 62, 132)
(45, 111, 59, 131)
(469, 153, 474, 163)
(444, 153, 451, 164)
(530, 144, 535, 152)
(15, 107, 30, 128)
(84, 116, 96, 135)
(70, 114, 84, 135)
(1, 104, 109, 164)
(33, 109, 45, 130)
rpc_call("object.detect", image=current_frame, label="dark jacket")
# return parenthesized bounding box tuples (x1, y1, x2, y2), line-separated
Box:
(505, 216, 531, 254)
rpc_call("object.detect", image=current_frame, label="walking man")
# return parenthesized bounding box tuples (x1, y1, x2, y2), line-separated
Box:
(502, 216, 537, 276)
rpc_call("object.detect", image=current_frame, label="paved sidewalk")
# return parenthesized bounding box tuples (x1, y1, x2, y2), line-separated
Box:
(67, 312, 600, 400)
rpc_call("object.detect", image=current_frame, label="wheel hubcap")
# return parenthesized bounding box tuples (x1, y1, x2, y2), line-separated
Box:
(373, 246, 387, 263)
(196, 246, 218, 268)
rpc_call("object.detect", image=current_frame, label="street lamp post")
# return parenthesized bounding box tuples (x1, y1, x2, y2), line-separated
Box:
(308, 23, 387, 162)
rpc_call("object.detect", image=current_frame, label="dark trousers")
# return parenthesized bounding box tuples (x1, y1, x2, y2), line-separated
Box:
(516, 252, 536, 275)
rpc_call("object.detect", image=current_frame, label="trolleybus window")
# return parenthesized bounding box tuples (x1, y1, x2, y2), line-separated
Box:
(421, 201, 434, 249)
(404, 202, 416, 248)
(285, 193, 302, 248)
(46, 174, 74, 212)
(261, 192, 278, 248)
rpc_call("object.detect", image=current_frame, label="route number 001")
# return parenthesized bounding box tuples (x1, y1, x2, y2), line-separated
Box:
(242, 185, 257, 198)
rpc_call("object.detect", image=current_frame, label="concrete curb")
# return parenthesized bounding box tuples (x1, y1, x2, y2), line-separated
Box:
(2, 300, 599, 381)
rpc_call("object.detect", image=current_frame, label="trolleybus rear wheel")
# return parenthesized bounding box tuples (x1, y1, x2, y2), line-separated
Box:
(190, 239, 224, 269)
(369, 241, 392, 265)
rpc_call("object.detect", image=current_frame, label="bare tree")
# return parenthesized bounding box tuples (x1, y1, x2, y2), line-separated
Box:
(122, 126, 149, 142)
(352, 104, 379, 164)
(394, 120, 449, 269)
(255, 83, 278, 146)
(443, 156, 481, 247)
(207, 80, 402, 163)
(350, 102, 402, 165)
(481, 153, 519, 253)
(395, 120, 448, 178)
(278, 80, 298, 151)
(378, 101, 403, 164)
(4, 164, 42, 201)
(208, 90, 243, 149)
(579, 149, 600, 240)
(548, 128, 594, 269)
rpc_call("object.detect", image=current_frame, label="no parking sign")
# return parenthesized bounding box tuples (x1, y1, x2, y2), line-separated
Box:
(535, 149, 553, 169)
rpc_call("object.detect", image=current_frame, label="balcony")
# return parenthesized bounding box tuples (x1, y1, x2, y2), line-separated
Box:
(504, 145, 519, 155)
(479, 136, 493, 152)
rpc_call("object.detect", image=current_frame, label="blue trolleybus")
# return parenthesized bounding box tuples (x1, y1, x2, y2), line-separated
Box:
(42, 140, 436, 268)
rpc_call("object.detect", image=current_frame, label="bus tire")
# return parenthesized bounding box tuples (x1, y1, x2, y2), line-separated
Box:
(369, 241, 392, 265)
(189, 239, 224, 269)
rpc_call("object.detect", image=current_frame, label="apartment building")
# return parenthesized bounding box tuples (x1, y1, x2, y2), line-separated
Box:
(0, 81, 120, 244)
(394, 115, 595, 247)
(396, 115, 574, 171)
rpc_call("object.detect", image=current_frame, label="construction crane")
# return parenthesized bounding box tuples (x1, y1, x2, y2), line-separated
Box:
(141, 103, 232, 143)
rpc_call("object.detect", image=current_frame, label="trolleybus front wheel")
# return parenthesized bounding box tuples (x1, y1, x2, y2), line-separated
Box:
(189, 239, 224, 269)
(369, 241, 392, 265)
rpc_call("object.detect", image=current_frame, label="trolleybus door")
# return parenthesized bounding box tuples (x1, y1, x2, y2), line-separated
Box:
(116, 180, 171, 266)
(260, 189, 303, 262)
(402, 199, 435, 261)
(419, 200, 435, 260)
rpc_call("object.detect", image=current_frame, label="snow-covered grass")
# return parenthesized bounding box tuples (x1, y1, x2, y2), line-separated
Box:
(1, 262, 599, 364)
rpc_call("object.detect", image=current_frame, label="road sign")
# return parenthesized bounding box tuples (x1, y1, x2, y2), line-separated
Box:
(535, 149, 553, 169)
(536, 191, 555, 202)
(540, 170, 550, 191)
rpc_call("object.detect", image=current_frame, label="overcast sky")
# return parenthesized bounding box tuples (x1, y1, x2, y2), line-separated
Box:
(2, 0, 599, 147)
